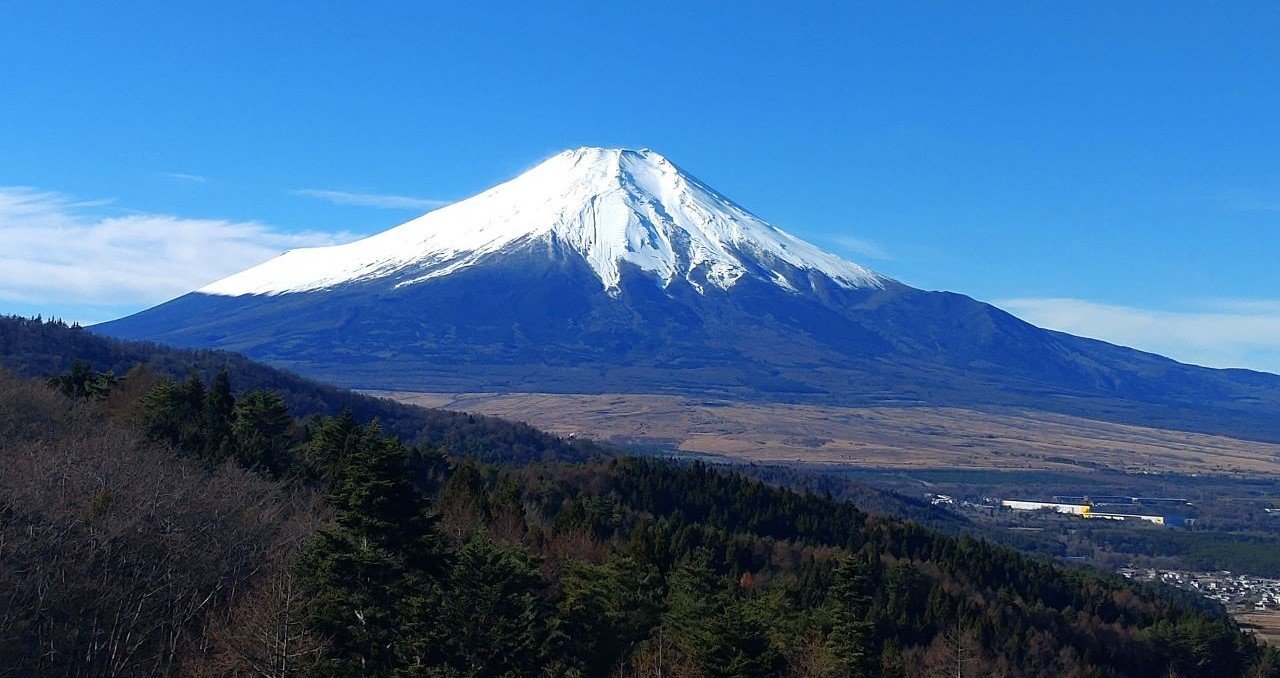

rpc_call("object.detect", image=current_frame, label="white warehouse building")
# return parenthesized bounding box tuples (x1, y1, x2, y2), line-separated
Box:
(1001, 500, 1090, 515)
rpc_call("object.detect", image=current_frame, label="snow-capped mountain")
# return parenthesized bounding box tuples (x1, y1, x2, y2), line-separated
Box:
(97, 148, 1280, 443)
(200, 147, 882, 297)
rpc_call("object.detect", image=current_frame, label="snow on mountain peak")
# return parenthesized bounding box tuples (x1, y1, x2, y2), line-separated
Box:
(199, 147, 885, 297)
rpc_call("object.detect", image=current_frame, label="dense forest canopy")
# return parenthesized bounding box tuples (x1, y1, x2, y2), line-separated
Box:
(2, 317, 1278, 676)
(0, 315, 602, 463)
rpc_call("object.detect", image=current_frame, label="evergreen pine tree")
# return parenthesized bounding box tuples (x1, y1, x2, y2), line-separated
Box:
(663, 548, 722, 664)
(826, 554, 875, 677)
(141, 372, 208, 454)
(559, 554, 662, 674)
(434, 531, 549, 675)
(202, 369, 235, 462)
(700, 598, 783, 678)
(297, 415, 447, 673)
(230, 390, 293, 476)
(305, 409, 360, 484)
(47, 361, 116, 400)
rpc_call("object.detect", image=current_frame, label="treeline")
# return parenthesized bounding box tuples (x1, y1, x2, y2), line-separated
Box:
(463, 458, 1277, 676)
(1084, 526, 1280, 579)
(722, 463, 971, 531)
(0, 315, 603, 463)
(6, 363, 1280, 676)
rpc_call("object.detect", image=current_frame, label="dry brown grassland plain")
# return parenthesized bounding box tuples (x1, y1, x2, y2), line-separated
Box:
(375, 392, 1280, 477)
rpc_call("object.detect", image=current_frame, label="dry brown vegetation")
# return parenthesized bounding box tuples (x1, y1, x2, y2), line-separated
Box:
(382, 391, 1280, 477)
(0, 370, 324, 676)
(1240, 610, 1280, 647)
(5, 366, 1276, 676)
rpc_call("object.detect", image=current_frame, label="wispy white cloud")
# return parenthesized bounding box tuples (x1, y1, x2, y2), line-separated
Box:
(832, 235, 892, 260)
(0, 186, 354, 314)
(294, 188, 451, 211)
(997, 296, 1280, 374)
(162, 172, 206, 183)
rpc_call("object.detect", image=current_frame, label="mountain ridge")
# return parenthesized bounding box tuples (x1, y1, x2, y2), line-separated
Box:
(96, 149, 1280, 444)
(0, 315, 602, 464)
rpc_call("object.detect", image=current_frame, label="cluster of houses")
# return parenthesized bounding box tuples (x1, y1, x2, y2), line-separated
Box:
(1122, 569, 1280, 611)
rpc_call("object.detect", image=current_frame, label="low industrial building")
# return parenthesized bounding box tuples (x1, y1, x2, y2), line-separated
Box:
(1001, 500, 1090, 515)
(1001, 499, 1190, 526)
(1086, 512, 1166, 525)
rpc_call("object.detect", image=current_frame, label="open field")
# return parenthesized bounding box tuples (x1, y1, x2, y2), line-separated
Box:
(1238, 610, 1280, 646)
(377, 391, 1280, 477)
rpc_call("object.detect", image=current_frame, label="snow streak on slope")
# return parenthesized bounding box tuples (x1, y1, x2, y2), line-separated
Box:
(200, 148, 884, 297)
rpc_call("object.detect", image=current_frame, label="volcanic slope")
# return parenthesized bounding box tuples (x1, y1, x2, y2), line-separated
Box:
(97, 148, 1280, 442)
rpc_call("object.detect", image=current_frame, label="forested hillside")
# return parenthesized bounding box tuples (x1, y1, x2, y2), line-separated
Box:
(0, 315, 601, 463)
(3, 358, 1277, 676)
(0, 369, 324, 675)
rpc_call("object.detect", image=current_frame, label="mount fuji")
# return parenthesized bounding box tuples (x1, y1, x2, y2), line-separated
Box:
(98, 148, 1280, 442)
(201, 147, 884, 298)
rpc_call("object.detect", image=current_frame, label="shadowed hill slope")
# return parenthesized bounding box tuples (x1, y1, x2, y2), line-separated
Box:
(0, 315, 602, 464)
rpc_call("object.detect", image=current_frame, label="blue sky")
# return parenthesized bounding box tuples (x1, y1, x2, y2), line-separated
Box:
(3, 2, 1279, 372)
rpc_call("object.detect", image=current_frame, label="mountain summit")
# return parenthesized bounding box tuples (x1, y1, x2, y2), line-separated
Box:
(202, 147, 882, 297)
(98, 149, 1280, 443)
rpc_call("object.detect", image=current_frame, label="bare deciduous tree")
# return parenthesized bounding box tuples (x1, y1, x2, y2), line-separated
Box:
(918, 619, 980, 678)
(0, 370, 324, 676)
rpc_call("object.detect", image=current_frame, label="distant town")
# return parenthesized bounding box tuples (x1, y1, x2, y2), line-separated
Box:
(1121, 568, 1280, 611)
